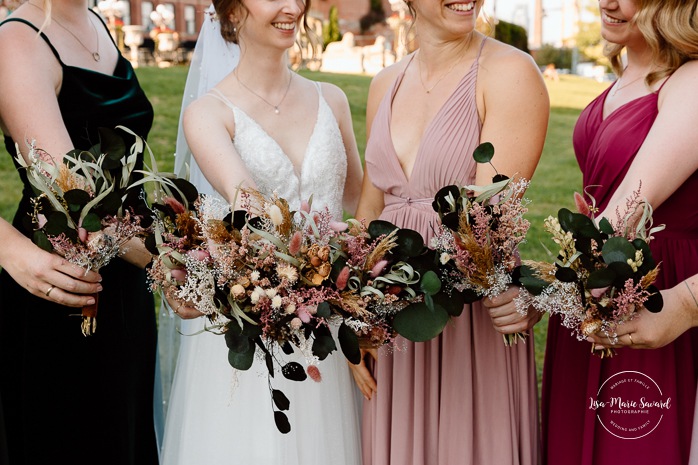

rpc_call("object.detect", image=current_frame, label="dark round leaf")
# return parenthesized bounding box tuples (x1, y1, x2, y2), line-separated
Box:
(555, 266, 578, 283)
(99, 191, 123, 217)
(311, 333, 336, 361)
(315, 301, 332, 318)
(227, 344, 255, 371)
(644, 285, 664, 313)
(272, 389, 290, 411)
(587, 268, 616, 289)
(368, 220, 398, 240)
(224, 330, 250, 353)
(432, 290, 466, 317)
(492, 174, 509, 183)
(393, 302, 449, 342)
(281, 341, 295, 355)
(144, 234, 158, 255)
(64, 189, 92, 208)
(441, 211, 460, 232)
(632, 238, 656, 273)
(598, 217, 614, 235)
(473, 142, 495, 164)
(602, 236, 637, 264)
(171, 178, 199, 204)
(32, 230, 53, 252)
(395, 228, 424, 258)
(81, 212, 102, 232)
(44, 211, 69, 236)
(281, 362, 308, 381)
(338, 322, 361, 365)
(519, 276, 549, 296)
(420, 270, 441, 295)
(274, 411, 291, 434)
(557, 208, 576, 233)
(607, 261, 635, 283)
(232, 210, 247, 230)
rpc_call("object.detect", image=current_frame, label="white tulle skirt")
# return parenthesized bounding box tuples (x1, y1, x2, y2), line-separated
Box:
(161, 317, 363, 465)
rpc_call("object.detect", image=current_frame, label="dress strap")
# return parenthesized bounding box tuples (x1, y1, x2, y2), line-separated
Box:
(206, 88, 237, 112)
(475, 36, 488, 63)
(0, 18, 62, 64)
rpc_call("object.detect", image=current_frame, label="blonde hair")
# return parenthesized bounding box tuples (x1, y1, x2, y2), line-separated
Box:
(606, 0, 698, 85)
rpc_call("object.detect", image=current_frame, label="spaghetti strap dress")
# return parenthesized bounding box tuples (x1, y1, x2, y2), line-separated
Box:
(542, 83, 698, 465)
(0, 14, 158, 465)
(362, 38, 540, 465)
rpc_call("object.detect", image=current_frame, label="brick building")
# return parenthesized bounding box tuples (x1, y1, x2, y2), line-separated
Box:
(103, 0, 396, 42)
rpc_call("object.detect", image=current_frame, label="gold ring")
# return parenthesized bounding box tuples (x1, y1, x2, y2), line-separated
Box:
(628, 333, 634, 345)
(45, 285, 55, 297)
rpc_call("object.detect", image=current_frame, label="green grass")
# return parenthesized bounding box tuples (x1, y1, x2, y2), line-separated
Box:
(0, 68, 608, 390)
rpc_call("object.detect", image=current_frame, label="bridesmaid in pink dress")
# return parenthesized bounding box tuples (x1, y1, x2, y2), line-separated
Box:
(349, 1, 549, 463)
(542, 1, 698, 464)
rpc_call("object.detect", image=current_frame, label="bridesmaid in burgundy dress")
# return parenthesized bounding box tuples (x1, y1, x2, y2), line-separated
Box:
(542, 1, 698, 464)
(349, 1, 549, 464)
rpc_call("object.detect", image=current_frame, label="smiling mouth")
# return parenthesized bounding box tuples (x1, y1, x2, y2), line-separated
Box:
(446, 2, 475, 13)
(603, 13, 627, 24)
(273, 22, 295, 31)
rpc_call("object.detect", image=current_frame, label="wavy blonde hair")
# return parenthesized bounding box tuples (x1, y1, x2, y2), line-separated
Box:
(607, 0, 698, 85)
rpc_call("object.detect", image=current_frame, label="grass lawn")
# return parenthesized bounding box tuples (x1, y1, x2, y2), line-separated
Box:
(0, 68, 608, 389)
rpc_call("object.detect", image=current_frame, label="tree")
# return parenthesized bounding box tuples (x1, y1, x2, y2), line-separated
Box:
(323, 5, 342, 48)
(575, 4, 608, 67)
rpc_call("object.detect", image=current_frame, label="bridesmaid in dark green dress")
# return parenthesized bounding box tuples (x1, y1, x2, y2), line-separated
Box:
(0, 2, 158, 464)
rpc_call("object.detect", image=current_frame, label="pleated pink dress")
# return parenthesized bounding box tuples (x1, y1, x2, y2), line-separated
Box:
(362, 39, 540, 465)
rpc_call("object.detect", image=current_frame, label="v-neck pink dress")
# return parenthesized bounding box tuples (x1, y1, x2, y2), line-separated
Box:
(542, 84, 698, 464)
(362, 41, 540, 465)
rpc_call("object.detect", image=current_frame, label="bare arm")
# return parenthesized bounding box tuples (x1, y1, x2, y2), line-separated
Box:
(588, 61, 698, 350)
(478, 46, 550, 334)
(0, 22, 102, 307)
(321, 82, 363, 217)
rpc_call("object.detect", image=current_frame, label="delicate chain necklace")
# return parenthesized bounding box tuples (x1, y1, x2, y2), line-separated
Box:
(234, 69, 294, 115)
(27, 2, 101, 62)
(611, 72, 645, 97)
(417, 35, 474, 94)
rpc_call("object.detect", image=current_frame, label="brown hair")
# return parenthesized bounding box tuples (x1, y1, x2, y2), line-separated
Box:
(214, 0, 312, 45)
(606, 0, 698, 85)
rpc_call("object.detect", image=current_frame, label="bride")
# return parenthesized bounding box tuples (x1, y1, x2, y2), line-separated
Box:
(160, 1, 364, 464)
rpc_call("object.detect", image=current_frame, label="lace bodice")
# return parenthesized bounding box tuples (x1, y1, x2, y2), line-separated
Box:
(209, 83, 347, 220)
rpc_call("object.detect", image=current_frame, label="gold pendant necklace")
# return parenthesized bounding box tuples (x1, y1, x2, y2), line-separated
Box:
(27, 2, 101, 62)
(235, 69, 294, 115)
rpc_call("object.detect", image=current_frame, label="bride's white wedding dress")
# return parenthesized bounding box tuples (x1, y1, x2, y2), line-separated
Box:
(161, 83, 363, 465)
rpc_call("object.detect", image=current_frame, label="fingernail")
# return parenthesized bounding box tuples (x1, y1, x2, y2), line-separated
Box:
(97, 285, 103, 292)
(87, 298, 96, 305)
(364, 395, 369, 401)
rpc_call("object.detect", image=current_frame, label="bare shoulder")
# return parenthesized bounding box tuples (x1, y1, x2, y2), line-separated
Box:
(0, 16, 54, 67)
(369, 54, 410, 97)
(478, 39, 541, 81)
(664, 60, 698, 90)
(317, 81, 350, 110)
(183, 92, 233, 133)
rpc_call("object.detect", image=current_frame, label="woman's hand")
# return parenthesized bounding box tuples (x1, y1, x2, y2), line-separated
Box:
(348, 348, 378, 400)
(163, 293, 203, 319)
(588, 282, 698, 350)
(2, 235, 102, 308)
(482, 286, 542, 335)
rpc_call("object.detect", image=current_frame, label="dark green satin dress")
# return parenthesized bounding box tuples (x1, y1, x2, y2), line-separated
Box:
(0, 14, 158, 465)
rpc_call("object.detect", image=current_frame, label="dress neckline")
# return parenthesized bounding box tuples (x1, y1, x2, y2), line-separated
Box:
(208, 85, 323, 184)
(386, 38, 486, 184)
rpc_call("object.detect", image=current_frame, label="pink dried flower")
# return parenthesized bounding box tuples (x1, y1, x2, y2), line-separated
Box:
(574, 192, 591, 217)
(170, 268, 187, 283)
(288, 231, 303, 256)
(336, 266, 350, 290)
(590, 286, 609, 299)
(300, 200, 311, 214)
(187, 249, 210, 261)
(306, 364, 322, 383)
(164, 196, 186, 215)
(78, 227, 89, 243)
(297, 306, 312, 323)
(370, 259, 389, 277)
(329, 221, 348, 232)
(37, 214, 47, 229)
(290, 317, 302, 329)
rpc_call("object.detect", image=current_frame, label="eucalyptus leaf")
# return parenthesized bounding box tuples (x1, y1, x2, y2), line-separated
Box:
(227, 344, 255, 371)
(368, 220, 398, 240)
(395, 228, 424, 257)
(432, 290, 467, 316)
(602, 236, 637, 264)
(265, 352, 274, 377)
(311, 331, 336, 361)
(557, 208, 576, 233)
(44, 211, 69, 236)
(393, 302, 449, 342)
(420, 270, 441, 295)
(338, 322, 361, 365)
(315, 301, 332, 318)
(644, 285, 664, 313)
(272, 389, 290, 411)
(281, 362, 308, 381)
(598, 217, 614, 235)
(81, 212, 102, 232)
(32, 230, 53, 252)
(555, 266, 578, 283)
(587, 268, 616, 289)
(224, 330, 250, 353)
(274, 411, 291, 434)
(64, 189, 92, 208)
(473, 142, 495, 164)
